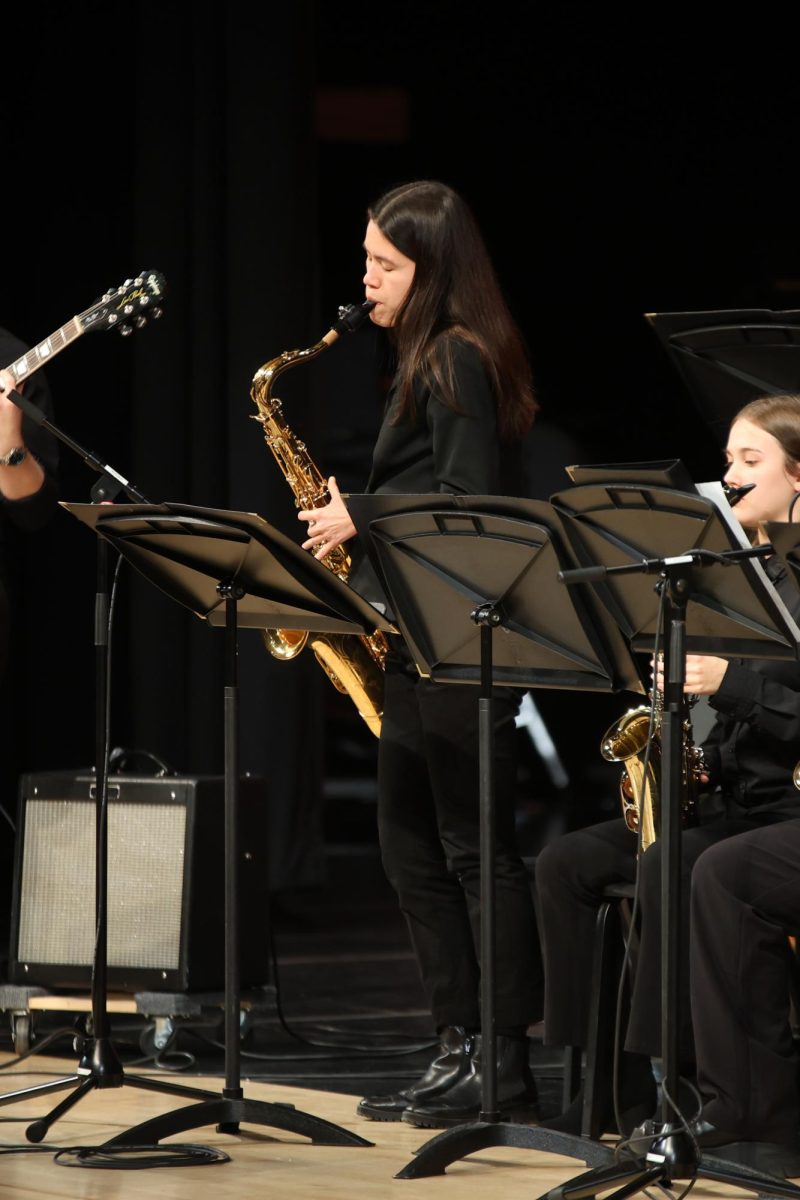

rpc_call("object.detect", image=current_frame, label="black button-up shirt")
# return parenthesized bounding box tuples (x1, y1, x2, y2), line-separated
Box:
(704, 554, 800, 817)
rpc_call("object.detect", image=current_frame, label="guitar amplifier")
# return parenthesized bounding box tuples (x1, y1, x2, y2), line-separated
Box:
(8, 772, 271, 993)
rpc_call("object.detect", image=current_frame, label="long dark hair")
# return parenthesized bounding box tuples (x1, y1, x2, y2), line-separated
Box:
(368, 180, 537, 440)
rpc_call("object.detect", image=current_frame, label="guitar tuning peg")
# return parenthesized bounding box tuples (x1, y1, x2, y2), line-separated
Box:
(152, 306, 163, 320)
(134, 315, 147, 329)
(119, 324, 133, 338)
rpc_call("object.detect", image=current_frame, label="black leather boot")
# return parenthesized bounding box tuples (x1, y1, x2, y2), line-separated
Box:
(401, 1034, 539, 1128)
(356, 1026, 475, 1121)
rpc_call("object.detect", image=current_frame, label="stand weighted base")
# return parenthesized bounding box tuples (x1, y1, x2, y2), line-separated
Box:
(105, 1091, 372, 1148)
(395, 1120, 614, 1179)
(533, 1129, 800, 1200)
(537, 1161, 800, 1200)
(0, 1061, 370, 1148)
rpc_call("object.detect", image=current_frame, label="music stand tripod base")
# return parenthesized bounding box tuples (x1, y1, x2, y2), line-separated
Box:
(395, 1123, 614, 1179)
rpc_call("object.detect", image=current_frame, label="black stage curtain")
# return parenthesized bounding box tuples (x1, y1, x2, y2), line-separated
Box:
(2, 3, 326, 897)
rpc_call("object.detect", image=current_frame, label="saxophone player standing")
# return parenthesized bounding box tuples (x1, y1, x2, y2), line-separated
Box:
(298, 179, 544, 1127)
(535, 393, 800, 1148)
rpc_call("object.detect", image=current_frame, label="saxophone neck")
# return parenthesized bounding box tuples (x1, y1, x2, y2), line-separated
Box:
(251, 336, 331, 403)
(250, 301, 375, 403)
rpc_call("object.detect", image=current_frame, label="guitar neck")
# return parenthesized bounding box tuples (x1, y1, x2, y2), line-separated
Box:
(7, 316, 86, 387)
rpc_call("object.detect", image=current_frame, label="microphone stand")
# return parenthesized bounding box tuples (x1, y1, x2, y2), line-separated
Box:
(543, 547, 800, 1200)
(0, 386, 183, 1134)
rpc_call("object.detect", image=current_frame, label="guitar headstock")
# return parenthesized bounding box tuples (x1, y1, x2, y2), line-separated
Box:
(81, 269, 167, 337)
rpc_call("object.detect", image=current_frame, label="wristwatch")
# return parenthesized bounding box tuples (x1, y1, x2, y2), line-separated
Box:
(0, 447, 27, 466)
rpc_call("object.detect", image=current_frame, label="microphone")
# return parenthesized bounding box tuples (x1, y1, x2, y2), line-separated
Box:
(723, 482, 756, 507)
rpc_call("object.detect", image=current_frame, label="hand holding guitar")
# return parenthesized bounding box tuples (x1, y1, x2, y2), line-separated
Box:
(0, 270, 166, 501)
(0, 367, 45, 499)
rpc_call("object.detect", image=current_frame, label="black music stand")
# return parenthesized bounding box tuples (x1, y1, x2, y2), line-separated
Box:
(346, 492, 647, 1178)
(532, 473, 800, 1199)
(646, 307, 800, 447)
(4, 501, 392, 1150)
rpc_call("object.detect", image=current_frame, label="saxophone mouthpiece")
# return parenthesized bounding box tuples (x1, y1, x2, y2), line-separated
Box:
(723, 482, 756, 507)
(334, 300, 377, 334)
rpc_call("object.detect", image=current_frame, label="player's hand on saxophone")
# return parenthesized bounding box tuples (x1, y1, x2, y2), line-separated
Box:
(652, 654, 729, 698)
(299, 476, 357, 559)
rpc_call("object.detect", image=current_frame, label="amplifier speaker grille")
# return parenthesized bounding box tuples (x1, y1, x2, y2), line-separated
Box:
(9, 772, 270, 993)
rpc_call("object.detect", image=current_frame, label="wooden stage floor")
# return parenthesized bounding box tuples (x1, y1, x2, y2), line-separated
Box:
(0, 1053, 790, 1199)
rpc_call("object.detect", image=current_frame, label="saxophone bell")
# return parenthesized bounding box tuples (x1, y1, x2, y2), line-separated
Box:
(263, 628, 308, 660)
(600, 655, 704, 853)
(601, 705, 660, 851)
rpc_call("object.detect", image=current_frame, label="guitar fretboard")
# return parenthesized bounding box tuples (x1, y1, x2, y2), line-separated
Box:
(9, 316, 85, 386)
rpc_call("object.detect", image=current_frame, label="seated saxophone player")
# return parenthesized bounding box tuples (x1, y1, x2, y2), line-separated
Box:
(297, 180, 545, 1129)
(534, 392, 800, 1145)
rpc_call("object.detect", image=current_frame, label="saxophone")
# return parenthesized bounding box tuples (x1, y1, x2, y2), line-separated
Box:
(250, 301, 388, 737)
(600, 658, 705, 852)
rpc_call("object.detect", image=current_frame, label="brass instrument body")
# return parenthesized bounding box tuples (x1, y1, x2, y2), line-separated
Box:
(601, 689, 704, 853)
(250, 309, 388, 736)
(602, 705, 660, 850)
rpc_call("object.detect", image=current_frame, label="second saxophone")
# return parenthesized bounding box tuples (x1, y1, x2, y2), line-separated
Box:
(600, 655, 705, 852)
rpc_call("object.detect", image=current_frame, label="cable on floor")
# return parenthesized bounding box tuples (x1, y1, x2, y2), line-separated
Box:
(53, 1143, 230, 1169)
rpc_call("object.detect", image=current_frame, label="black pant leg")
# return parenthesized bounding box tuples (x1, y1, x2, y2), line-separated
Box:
(378, 664, 481, 1028)
(691, 821, 800, 1142)
(377, 664, 541, 1030)
(535, 818, 637, 1048)
(417, 677, 543, 1029)
(625, 817, 758, 1061)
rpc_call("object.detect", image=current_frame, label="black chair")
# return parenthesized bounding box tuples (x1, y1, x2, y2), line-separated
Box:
(562, 881, 639, 1140)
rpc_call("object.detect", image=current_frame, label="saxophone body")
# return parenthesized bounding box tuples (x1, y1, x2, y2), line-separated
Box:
(600, 662, 704, 852)
(250, 303, 388, 737)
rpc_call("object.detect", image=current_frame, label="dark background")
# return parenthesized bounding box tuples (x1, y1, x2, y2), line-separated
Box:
(1, 5, 798, 916)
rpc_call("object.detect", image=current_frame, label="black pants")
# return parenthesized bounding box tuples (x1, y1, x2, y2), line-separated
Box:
(535, 812, 766, 1059)
(691, 821, 800, 1142)
(377, 661, 543, 1030)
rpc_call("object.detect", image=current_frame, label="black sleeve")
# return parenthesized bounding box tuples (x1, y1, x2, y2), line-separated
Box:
(708, 660, 800, 745)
